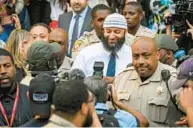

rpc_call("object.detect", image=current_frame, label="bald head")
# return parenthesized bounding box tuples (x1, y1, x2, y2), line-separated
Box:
(132, 37, 159, 78)
(49, 28, 68, 67)
(49, 28, 68, 46)
(132, 37, 158, 52)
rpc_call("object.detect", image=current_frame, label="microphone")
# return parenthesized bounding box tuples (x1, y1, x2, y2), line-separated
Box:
(161, 70, 186, 115)
(69, 68, 85, 80)
(161, 70, 171, 82)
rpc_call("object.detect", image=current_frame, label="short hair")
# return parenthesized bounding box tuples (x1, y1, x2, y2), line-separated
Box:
(30, 23, 51, 33)
(0, 48, 14, 64)
(125, 1, 143, 13)
(91, 4, 112, 19)
(84, 76, 107, 103)
(53, 80, 89, 115)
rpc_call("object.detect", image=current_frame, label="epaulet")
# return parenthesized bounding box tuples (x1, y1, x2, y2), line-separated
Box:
(138, 26, 156, 38)
(117, 66, 135, 76)
(83, 31, 93, 36)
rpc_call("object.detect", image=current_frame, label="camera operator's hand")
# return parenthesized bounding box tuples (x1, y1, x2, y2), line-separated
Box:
(164, 12, 172, 36)
(175, 116, 188, 126)
(180, 87, 193, 113)
(12, 14, 21, 29)
(110, 83, 119, 104)
(179, 87, 193, 126)
(103, 76, 115, 84)
(186, 20, 193, 40)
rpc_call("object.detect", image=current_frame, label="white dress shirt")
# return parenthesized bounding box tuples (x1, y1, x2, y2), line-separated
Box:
(68, 6, 88, 55)
(71, 42, 132, 77)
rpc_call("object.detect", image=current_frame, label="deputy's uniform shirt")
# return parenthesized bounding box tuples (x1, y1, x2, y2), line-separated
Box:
(126, 25, 156, 46)
(72, 42, 132, 77)
(72, 30, 101, 60)
(44, 114, 75, 127)
(114, 62, 178, 127)
(58, 56, 73, 78)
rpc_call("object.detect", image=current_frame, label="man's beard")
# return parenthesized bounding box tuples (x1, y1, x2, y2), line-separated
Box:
(0, 76, 12, 88)
(101, 35, 125, 54)
(0, 76, 14, 94)
(82, 110, 93, 127)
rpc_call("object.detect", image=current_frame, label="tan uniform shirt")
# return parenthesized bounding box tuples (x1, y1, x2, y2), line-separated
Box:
(72, 30, 100, 60)
(20, 72, 33, 86)
(44, 114, 75, 127)
(58, 56, 72, 78)
(126, 25, 156, 46)
(114, 62, 178, 127)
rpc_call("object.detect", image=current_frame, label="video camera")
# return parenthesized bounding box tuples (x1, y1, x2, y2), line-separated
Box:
(165, 0, 193, 34)
(93, 61, 104, 79)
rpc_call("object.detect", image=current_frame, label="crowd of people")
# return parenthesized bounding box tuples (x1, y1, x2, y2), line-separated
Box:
(1, 0, 193, 127)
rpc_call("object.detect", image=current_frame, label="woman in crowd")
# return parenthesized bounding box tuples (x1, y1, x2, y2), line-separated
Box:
(5, 29, 32, 83)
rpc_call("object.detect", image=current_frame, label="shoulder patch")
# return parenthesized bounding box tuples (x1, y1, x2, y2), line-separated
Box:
(73, 40, 83, 50)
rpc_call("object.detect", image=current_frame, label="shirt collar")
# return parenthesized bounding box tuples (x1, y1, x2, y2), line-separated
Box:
(95, 102, 108, 111)
(101, 43, 127, 58)
(49, 114, 76, 127)
(129, 62, 162, 83)
(0, 82, 17, 100)
(72, 6, 88, 19)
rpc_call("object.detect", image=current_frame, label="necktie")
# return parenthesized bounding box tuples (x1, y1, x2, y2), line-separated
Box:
(68, 14, 80, 57)
(106, 53, 116, 77)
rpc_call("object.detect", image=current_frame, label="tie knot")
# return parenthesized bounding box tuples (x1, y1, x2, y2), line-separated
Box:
(75, 14, 80, 20)
(110, 53, 116, 58)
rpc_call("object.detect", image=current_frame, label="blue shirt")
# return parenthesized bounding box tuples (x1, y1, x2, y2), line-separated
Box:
(68, 6, 88, 54)
(95, 103, 138, 127)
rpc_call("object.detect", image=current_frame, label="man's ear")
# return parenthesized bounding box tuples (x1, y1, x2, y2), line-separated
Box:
(139, 11, 144, 21)
(91, 20, 94, 28)
(156, 51, 160, 60)
(26, 91, 29, 99)
(81, 103, 89, 116)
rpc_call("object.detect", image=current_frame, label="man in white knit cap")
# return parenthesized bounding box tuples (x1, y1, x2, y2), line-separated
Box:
(71, 13, 132, 84)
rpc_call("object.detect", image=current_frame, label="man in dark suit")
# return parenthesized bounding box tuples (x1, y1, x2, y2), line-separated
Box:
(59, 0, 93, 58)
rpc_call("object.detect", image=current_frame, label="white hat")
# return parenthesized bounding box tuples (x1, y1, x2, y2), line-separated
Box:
(103, 13, 127, 30)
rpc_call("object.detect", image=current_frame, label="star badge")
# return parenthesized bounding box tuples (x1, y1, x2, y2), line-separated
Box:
(156, 86, 164, 95)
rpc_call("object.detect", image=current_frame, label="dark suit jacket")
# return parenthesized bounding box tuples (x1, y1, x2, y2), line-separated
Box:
(58, 7, 93, 37)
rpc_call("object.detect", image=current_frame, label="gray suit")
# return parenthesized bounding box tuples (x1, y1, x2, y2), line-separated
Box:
(58, 7, 93, 37)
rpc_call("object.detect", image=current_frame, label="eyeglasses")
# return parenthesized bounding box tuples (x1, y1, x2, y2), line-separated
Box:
(86, 94, 96, 105)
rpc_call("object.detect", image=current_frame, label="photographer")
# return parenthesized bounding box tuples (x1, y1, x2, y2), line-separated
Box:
(171, 57, 193, 126)
(84, 76, 149, 127)
(20, 40, 61, 86)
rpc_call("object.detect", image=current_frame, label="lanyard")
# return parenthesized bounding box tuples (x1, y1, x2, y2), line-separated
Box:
(0, 85, 19, 126)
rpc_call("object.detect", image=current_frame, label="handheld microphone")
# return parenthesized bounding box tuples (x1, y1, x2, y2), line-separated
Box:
(69, 68, 85, 80)
(161, 70, 171, 82)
